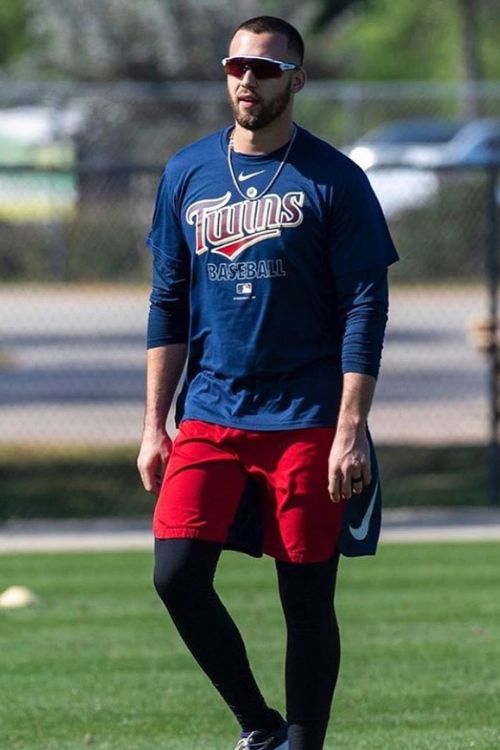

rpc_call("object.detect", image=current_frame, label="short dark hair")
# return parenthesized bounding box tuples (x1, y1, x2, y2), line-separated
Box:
(232, 16, 304, 65)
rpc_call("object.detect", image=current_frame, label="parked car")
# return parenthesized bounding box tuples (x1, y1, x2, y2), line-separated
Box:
(403, 118, 500, 167)
(344, 118, 466, 218)
(347, 117, 465, 171)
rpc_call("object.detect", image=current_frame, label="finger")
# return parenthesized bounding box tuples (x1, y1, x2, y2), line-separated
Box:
(328, 465, 335, 497)
(137, 458, 149, 492)
(144, 468, 156, 493)
(348, 463, 368, 497)
(351, 467, 364, 494)
(342, 473, 352, 500)
(138, 458, 157, 494)
(329, 472, 342, 503)
(141, 471, 154, 493)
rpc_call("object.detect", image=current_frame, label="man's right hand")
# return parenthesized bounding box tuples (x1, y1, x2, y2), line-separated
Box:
(137, 429, 172, 494)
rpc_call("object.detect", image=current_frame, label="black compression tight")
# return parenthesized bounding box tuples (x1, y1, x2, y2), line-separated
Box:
(154, 538, 341, 750)
(276, 552, 341, 750)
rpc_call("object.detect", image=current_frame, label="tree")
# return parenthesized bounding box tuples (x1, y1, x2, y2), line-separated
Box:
(309, 0, 372, 33)
(457, 0, 483, 115)
(0, 0, 29, 68)
(23, 0, 182, 81)
(21, 0, 292, 81)
(308, 0, 500, 114)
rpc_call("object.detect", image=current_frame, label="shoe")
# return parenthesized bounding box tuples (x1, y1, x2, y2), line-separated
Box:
(233, 713, 288, 750)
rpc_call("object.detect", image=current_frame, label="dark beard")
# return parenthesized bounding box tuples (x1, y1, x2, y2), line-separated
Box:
(229, 82, 292, 131)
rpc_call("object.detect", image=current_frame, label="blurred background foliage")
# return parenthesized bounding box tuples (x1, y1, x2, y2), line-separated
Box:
(1, 1, 499, 286)
(0, 0, 499, 86)
(1, 0, 499, 284)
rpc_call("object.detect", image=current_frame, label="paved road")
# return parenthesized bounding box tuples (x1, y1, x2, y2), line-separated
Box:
(2, 508, 500, 553)
(0, 283, 491, 446)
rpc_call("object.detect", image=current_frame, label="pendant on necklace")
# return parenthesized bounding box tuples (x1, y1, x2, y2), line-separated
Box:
(227, 125, 297, 202)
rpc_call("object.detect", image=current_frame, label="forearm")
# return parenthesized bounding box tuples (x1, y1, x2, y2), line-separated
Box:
(143, 343, 187, 432)
(329, 372, 376, 501)
(336, 372, 376, 432)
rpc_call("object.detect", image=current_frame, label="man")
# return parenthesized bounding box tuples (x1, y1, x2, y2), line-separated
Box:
(137, 15, 398, 750)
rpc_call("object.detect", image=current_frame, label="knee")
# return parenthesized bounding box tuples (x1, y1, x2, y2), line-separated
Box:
(153, 556, 193, 608)
(277, 559, 337, 628)
(281, 591, 333, 629)
(153, 561, 178, 606)
(153, 539, 217, 609)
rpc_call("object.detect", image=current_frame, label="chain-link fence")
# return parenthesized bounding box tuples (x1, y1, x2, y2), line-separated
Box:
(1, 81, 499, 520)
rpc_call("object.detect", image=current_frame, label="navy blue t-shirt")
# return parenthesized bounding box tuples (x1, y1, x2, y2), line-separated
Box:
(147, 125, 398, 430)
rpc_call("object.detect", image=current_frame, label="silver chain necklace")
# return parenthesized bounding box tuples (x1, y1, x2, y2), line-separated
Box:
(227, 125, 297, 201)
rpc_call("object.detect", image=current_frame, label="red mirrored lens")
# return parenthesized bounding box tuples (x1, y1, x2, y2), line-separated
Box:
(224, 58, 283, 80)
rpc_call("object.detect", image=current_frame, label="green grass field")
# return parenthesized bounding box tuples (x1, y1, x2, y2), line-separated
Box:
(1, 543, 500, 750)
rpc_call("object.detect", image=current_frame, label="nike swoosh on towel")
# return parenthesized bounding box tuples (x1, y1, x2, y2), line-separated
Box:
(238, 169, 265, 182)
(348, 479, 380, 541)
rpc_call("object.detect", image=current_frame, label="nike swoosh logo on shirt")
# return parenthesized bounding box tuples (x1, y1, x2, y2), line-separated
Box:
(238, 169, 265, 182)
(348, 479, 380, 541)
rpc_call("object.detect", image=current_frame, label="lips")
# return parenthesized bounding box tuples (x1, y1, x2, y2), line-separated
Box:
(238, 91, 259, 105)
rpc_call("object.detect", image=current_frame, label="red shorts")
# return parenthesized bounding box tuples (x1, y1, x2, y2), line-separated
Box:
(153, 419, 346, 563)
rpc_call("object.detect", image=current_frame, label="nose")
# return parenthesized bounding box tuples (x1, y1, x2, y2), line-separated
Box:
(241, 67, 257, 85)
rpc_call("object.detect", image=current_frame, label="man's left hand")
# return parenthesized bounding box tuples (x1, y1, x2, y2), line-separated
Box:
(328, 424, 371, 503)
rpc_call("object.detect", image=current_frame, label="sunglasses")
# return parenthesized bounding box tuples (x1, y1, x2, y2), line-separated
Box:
(221, 55, 301, 80)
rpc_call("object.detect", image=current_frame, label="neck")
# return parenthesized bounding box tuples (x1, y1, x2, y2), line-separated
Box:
(231, 116, 295, 155)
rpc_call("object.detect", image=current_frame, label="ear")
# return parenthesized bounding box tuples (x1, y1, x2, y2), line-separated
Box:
(291, 68, 306, 94)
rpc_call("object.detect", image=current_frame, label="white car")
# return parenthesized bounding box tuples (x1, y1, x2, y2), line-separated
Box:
(346, 118, 465, 218)
(348, 118, 465, 171)
(403, 118, 500, 167)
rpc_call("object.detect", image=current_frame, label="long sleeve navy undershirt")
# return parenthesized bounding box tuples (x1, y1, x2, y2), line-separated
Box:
(335, 265, 389, 379)
(146, 241, 190, 347)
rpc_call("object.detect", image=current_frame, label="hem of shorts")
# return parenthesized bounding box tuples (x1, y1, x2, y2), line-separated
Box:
(153, 528, 337, 564)
(154, 528, 227, 544)
(181, 412, 336, 431)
